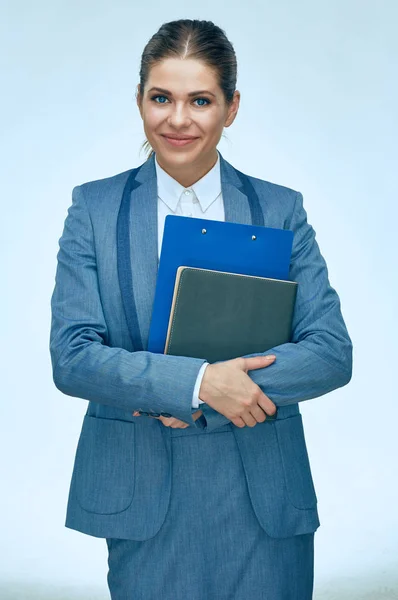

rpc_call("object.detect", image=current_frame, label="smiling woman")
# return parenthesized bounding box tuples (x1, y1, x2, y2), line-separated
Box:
(135, 30, 240, 188)
(50, 16, 353, 600)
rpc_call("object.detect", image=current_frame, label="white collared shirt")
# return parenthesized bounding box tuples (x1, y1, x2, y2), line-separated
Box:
(155, 151, 225, 409)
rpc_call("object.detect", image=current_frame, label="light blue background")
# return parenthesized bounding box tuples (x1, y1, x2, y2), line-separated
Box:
(1, 1, 396, 598)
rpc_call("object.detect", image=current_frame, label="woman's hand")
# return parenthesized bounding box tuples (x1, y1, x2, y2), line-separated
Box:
(199, 355, 277, 428)
(132, 409, 203, 428)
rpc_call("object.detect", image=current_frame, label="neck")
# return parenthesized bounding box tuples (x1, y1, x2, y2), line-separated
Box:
(155, 150, 218, 188)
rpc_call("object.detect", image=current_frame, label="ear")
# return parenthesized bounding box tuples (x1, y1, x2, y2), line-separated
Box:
(224, 90, 240, 128)
(136, 84, 143, 119)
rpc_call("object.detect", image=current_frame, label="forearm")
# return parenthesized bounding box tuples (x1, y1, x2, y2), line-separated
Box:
(201, 337, 352, 431)
(51, 340, 207, 428)
(247, 338, 351, 405)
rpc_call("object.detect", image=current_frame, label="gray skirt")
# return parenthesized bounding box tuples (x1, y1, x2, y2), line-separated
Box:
(106, 428, 314, 600)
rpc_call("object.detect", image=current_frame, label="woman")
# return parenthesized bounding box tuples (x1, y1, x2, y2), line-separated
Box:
(50, 19, 353, 600)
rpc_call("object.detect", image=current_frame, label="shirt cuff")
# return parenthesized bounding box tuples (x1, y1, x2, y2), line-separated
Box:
(191, 362, 209, 408)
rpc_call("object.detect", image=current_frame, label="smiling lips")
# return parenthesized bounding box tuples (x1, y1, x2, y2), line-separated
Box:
(161, 134, 199, 147)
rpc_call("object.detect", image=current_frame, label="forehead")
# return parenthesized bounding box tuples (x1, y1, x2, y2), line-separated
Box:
(146, 58, 220, 93)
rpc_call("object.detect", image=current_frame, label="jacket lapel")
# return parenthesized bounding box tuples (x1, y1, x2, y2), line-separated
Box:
(118, 152, 259, 350)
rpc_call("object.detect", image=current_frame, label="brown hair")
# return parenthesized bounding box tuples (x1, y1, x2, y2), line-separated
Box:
(137, 19, 237, 159)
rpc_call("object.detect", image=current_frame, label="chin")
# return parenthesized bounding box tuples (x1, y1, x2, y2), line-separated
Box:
(156, 148, 203, 165)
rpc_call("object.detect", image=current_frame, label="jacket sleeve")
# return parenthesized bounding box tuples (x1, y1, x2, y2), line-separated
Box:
(49, 185, 207, 428)
(201, 190, 353, 432)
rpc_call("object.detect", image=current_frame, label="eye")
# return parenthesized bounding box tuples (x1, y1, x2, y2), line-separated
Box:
(150, 95, 169, 104)
(194, 97, 211, 107)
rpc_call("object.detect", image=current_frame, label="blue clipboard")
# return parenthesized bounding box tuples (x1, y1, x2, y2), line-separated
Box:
(147, 215, 294, 354)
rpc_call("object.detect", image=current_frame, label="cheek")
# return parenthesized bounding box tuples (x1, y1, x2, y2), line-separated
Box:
(143, 106, 164, 129)
(202, 115, 225, 139)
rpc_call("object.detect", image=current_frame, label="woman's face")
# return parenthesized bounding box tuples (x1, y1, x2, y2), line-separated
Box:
(137, 58, 240, 181)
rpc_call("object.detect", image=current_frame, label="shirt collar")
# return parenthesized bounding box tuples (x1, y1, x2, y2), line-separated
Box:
(155, 151, 222, 213)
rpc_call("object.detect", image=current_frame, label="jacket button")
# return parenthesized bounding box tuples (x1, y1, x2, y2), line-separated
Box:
(138, 411, 150, 416)
(148, 412, 161, 417)
(160, 412, 172, 418)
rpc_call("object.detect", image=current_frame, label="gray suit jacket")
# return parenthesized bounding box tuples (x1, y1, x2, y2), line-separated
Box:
(49, 152, 352, 541)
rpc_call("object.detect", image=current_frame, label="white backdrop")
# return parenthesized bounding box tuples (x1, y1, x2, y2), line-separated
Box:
(1, 1, 397, 598)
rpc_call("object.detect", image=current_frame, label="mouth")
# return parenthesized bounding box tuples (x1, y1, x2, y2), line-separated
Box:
(161, 134, 199, 147)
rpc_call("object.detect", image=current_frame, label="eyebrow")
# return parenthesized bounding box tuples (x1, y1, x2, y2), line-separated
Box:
(147, 86, 216, 98)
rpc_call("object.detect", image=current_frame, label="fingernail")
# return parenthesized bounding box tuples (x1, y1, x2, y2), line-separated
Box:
(265, 355, 276, 359)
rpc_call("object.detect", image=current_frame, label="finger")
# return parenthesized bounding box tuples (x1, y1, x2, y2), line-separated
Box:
(231, 416, 246, 428)
(159, 416, 177, 426)
(169, 418, 188, 428)
(241, 411, 258, 427)
(160, 416, 189, 428)
(249, 404, 268, 423)
(258, 393, 277, 416)
(241, 354, 276, 373)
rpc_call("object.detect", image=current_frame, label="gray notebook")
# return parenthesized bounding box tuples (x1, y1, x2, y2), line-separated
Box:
(165, 266, 298, 364)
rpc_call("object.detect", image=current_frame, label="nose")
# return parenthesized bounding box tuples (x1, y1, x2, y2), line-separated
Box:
(167, 102, 192, 129)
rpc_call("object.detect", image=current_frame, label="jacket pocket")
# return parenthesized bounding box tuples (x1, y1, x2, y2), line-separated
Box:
(274, 414, 317, 509)
(73, 415, 135, 514)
